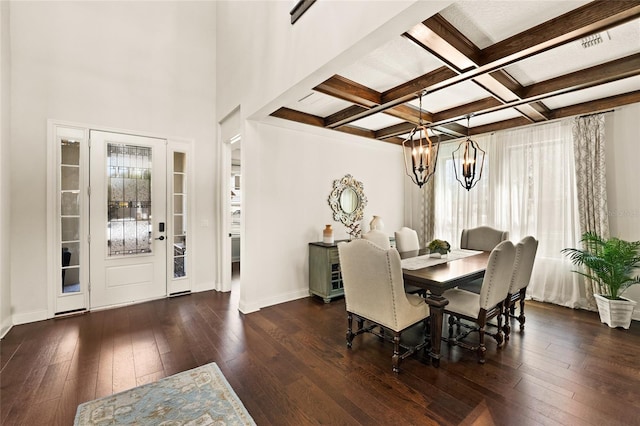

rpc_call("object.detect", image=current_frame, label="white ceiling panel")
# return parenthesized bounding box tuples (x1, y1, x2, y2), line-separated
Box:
(350, 112, 405, 131)
(440, 1, 592, 49)
(542, 75, 640, 110)
(506, 20, 640, 86)
(286, 92, 352, 118)
(340, 36, 443, 92)
(411, 80, 493, 113)
(451, 108, 523, 127)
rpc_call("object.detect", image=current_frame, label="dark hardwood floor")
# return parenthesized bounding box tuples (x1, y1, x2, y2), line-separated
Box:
(2, 274, 640, 425)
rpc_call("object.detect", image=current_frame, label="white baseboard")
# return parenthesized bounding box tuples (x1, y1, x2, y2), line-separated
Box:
(238, 299, 260, 314)
(13, 309, 48, 326)
(0, 318, 12, 339)
(248, 288, 310, 313)
(193, 281, 216, 293)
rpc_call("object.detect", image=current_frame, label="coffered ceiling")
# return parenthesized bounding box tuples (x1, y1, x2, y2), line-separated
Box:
(270, 1, 640, 144)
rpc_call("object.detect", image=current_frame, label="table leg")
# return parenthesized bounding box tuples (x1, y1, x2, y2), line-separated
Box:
(425, 294, 448, 367)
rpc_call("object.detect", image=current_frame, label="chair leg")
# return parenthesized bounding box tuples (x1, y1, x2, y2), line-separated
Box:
(477, 324, 487, 364)
(392, 331, 401, 373)
(518, 289, 526, 331)
(448, 314, 455, 342)
(346, 312, 354, 348)
(503, 303, 511, 340)
(495, 306, 505, 348)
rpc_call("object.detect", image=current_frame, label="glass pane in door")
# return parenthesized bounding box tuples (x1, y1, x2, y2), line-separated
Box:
(106, 143, 152, 256)
(60, 139, 81, 293)
(173, 152, 187, 278)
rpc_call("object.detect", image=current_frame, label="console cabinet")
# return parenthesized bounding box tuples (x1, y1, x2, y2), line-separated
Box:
(308, 241, 345, 303)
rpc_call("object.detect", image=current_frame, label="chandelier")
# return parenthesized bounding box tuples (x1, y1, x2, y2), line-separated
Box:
(402, 91, 439, 188)
(452, 114, 485, 191)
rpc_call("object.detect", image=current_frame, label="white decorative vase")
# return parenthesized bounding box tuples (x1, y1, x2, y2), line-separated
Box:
(594, 294, 637, 329)
(322, 224, 334, 244)
(370, 215, 384, 231)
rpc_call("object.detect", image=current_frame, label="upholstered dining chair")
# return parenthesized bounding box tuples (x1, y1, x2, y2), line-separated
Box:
(457, 226, 510, 293)
(442, 240, 516, 363)
(394, 227, 420, 253)
(362, 229, 391, 249)
(503, 236, 538, 339)
(337, 239, 430, 373)
(460, 226, 509, 251)
(393, 227, 426, 296)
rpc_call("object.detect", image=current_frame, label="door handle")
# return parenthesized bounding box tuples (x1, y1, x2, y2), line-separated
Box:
(155, 236, 165, 241)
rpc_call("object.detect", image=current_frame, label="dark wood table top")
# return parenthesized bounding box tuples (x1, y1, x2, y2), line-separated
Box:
(400, 250, 490, 295)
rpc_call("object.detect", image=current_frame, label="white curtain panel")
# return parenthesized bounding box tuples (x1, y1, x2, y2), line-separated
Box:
(433, 119, 589, 310)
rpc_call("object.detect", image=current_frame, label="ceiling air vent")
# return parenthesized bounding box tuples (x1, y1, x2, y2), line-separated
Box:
(580, 31, 610, 49)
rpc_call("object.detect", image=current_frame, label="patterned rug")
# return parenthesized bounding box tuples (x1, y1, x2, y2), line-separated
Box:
(74, 362, 255, 425)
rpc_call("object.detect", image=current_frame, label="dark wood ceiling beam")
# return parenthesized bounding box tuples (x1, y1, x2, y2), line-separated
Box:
(514, 104, 548, 122)
(420, 14, 482, 66)
(384, 104, 434, 124)
(438, 123, 468, 138)
(432, 97, 503, 122)
(522, 53, 640, 99)
(547, 91, 640, 120)
(480, 1, 640, 67)
(470, 117, 533, 136)
(381, 67, 458, 104)
(374, 122, 416, 140)
(382, 136, 406, 145)
(270, 107, 325, 127)
(315, 75, 434, 127)
(314, 75, 381, 107)
(335, 125, 376, 140)
(404, 14, 479, 72)
(473, 73, 520, 103)
(325, 105, 368, 128)
(488, 70, 525, 97)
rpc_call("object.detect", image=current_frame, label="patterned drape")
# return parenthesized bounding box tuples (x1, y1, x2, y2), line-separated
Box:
(419, 177, 435, 247)
(572, 114, 610, 302)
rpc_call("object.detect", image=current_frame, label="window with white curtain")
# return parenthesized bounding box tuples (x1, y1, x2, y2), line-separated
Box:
(433, 119, 588, 309)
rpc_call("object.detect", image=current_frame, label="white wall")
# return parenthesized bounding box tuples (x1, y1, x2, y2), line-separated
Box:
(216, 0, 452, 312)
(239, 119, 405, 312)
(1, 0, 12, 336)
(606, 102, 640, 319)
(9, 1, 217, 323)
(216, 0, 451, 122)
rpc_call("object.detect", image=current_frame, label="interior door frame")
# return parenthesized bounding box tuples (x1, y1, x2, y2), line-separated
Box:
(217, 107, 242, 293)
(46, 120, 194, 318)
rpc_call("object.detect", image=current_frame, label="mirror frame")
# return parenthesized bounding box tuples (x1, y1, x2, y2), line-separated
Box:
(328, 174, 368, 237)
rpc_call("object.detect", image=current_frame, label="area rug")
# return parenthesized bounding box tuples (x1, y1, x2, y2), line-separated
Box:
(74, 362, 256, 425)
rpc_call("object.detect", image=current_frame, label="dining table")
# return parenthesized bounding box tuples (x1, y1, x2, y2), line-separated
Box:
(400, 248, 490, 367)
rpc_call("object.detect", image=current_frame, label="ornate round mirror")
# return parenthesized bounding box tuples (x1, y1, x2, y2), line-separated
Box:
(339, 187, 359, 214)
(328, 174, 367, 238)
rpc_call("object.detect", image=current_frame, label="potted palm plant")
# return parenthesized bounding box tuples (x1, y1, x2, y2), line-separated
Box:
(562, 232, 640, 329)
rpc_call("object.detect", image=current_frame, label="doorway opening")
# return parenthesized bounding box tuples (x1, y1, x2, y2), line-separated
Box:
(230, 135, 241, 293)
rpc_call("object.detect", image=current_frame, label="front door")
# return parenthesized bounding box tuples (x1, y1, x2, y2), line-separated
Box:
(89, 131, 167, 309)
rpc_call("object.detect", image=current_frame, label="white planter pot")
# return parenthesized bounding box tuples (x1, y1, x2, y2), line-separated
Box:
(594, 294, 637, 329)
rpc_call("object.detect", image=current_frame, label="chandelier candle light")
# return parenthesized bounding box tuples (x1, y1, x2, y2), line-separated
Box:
(452, 114, 485, 191)
(403, 90, 439, 188)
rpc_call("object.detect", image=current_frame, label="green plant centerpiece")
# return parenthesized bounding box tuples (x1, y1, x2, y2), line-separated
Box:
(562, 231, 640, 329)
(428, 239, 451, 256)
